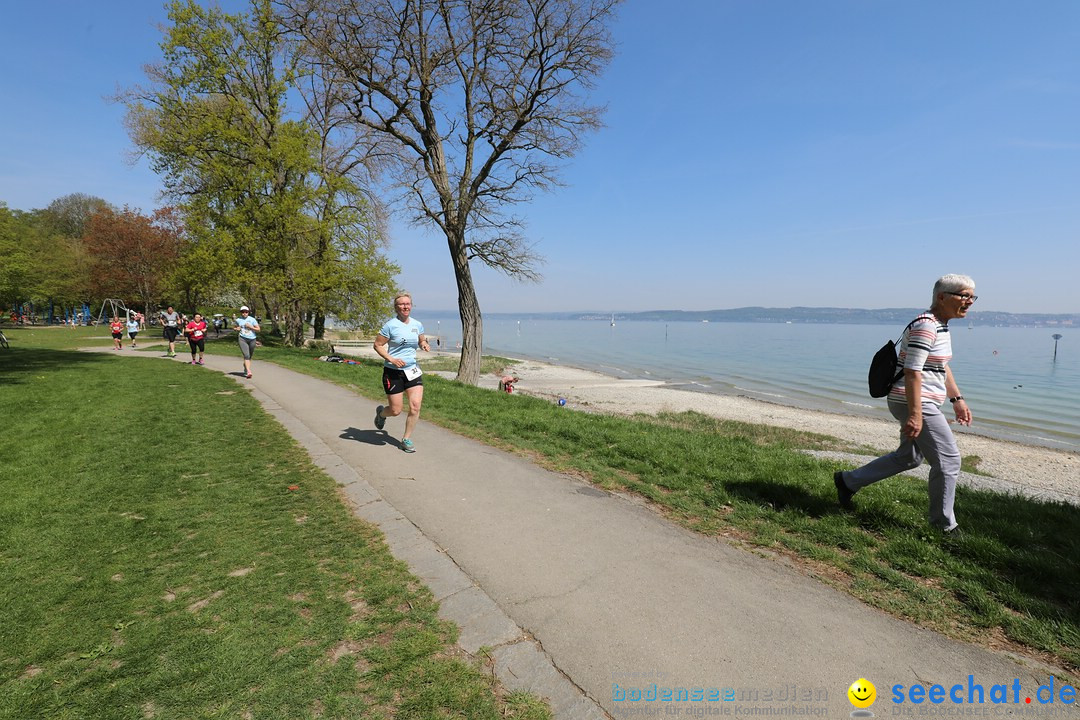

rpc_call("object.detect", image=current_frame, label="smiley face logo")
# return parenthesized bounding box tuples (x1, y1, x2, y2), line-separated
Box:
(847, 678, 876, 709)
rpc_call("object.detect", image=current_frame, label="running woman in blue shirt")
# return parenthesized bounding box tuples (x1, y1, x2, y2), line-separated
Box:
(373, 293, 430, 453)
(234, 305, 260, 378)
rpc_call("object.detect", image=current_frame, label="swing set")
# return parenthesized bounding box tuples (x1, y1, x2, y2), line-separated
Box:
(95, 299, 136, 325)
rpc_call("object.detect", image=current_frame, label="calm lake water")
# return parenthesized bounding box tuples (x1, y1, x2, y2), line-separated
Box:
(422, 315, 1080, 452)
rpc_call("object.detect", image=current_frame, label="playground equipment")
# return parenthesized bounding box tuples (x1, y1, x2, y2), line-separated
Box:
(95, 299, 133, 325)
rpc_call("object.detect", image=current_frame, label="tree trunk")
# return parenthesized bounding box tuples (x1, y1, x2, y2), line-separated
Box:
(284, 296, 305, 347)
(313, 312, 325, 340)
(449, 227, 482, 384)
(260, 294, 280, 337)
(142, 294, 154, 325)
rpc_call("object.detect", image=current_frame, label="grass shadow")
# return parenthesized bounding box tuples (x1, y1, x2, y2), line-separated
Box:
(725, 478, 839, 518)
(821, 467, 1080, 652)
(0, 347, 118, 386)
(942, 487, 1080, 614)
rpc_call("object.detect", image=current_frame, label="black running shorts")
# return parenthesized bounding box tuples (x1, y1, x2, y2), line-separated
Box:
(382, 366, 423, 395)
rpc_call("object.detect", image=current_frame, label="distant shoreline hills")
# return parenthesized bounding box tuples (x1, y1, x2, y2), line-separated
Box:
(428, 308, 1079, 328)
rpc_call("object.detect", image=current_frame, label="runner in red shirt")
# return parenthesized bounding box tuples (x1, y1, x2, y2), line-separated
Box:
(185, 313, 209, 365)
(109, 317, 124, 350)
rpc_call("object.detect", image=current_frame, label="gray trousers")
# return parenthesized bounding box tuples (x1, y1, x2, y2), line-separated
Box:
(843, 401, 959, 530)
(238, 335, 257, 360)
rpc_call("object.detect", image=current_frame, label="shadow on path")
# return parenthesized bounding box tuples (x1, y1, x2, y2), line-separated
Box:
(340, 426, 404, 450)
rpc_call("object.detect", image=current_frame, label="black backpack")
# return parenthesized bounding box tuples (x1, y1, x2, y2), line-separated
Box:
(867, 316, 931, 398)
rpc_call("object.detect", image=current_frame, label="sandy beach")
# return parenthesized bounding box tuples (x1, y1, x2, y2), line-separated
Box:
(345, 344, 1080, 506)
(489, 357, 1080, 505)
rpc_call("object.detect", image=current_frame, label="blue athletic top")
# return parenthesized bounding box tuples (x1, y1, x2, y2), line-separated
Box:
(235, 315, 258, 340)
(379, 317, 424, 369)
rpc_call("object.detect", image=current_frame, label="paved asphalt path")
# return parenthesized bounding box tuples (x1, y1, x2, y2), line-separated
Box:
(174, 351, 1063, 719)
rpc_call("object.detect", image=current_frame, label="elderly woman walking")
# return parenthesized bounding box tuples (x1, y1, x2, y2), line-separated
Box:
(834, 274, 977, 532)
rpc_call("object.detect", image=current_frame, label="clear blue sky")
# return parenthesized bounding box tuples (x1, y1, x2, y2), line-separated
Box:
(3, 1, 1079, 314)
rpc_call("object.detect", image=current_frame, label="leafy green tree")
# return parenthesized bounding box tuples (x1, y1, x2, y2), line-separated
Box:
(0, 203, 34, 312)
(295, 54, 397, 338)
(0, 203, 92, 320)
(0, 205, 30, 313)
(124, 0, 396, 345)
(34, 233, 94, 318)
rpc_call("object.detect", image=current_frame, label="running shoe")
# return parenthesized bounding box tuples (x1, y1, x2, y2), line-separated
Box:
(401, 438, 415, 453)
(246, 372, 252, 379)
(198, 358, 204, 365)
(191, 360, 197, 365)
(833, 471, 854, 510)
(374, 405, 386, 430)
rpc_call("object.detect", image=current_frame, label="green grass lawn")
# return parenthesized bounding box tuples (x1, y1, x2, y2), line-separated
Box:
(8, 326, 1078, 683)
(240, 340, 1080, 678)
(0, 322, 122, 351)
(0, 342, 550, 720)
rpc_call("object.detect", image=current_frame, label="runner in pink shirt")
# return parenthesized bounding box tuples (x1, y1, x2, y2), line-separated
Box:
(185, 313, 209, 365)
(109, 317, 124, 350)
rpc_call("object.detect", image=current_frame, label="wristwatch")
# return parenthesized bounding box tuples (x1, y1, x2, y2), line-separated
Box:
(949, 396, 964, 403)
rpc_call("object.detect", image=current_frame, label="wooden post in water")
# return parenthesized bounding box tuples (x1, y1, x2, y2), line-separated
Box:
(1052, 333, 1062, 362)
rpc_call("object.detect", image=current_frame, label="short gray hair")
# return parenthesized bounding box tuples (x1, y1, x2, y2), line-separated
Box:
(393, 292, 412, 306)
(932, 274, 975, 305)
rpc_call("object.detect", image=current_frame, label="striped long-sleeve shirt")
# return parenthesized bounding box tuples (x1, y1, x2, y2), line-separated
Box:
(888, 313, 951, 406)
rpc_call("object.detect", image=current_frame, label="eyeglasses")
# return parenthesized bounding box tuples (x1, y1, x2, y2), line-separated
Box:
(946, 292, 978, 303)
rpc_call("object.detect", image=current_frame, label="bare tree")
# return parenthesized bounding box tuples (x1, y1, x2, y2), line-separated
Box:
(43, 193, 111, 239)
(280, 0, 620, 383)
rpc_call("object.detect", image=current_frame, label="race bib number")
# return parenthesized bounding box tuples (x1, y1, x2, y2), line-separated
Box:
(403, 365, 423, 381)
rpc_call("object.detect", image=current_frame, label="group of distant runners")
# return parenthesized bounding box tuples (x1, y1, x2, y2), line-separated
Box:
(107, 294, 430, 454)
(107, 304, 261, 378)
(108, 315, 143, 350)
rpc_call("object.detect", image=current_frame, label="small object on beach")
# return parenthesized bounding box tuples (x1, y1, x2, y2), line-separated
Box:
(557, 397, 567, 406)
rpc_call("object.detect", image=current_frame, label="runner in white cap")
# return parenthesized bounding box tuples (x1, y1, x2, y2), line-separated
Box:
(234, 305, 260, 378)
